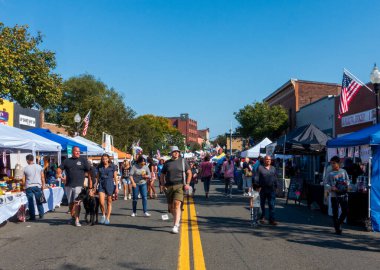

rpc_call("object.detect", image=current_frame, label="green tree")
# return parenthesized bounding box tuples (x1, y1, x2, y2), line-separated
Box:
(128, 115, 185, 155)
(211, 135, 226, 148)
(45, 74, 135, 148)
(234, 102, 288, 141)
(189, 142, 201, 152)
(0, 22, 63, 108)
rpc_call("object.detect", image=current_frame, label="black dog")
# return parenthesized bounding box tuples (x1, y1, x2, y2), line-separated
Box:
(76, 188, 100, 225)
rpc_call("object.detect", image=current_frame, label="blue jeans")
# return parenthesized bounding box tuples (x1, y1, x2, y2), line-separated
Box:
(26, 186, 44, 219)
(260, 190, 276, 222)
(132, 183, 148, 213)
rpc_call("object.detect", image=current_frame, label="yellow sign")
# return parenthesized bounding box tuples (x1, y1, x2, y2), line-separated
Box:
(0, 99, 14, 126)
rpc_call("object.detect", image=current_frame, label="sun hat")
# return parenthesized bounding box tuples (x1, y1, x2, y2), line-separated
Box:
(170, 146, 181, 154)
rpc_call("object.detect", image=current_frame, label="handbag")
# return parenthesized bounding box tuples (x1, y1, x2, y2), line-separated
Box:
(244, 168, 253, 177)
(39, 189, 47, 204)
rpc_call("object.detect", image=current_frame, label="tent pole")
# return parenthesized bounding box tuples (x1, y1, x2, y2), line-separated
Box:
(368, 156, 372, 219)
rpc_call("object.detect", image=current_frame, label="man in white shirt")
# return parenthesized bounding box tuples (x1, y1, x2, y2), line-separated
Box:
(23, 154, 45, 221)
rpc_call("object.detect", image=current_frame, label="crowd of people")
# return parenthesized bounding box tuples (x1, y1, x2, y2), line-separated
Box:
(22, 145, 352, 235)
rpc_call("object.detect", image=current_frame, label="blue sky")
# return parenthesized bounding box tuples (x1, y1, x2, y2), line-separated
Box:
(1, 0, 379, 138)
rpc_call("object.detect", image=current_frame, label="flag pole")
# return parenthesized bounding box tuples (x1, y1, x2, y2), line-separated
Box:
(344, 68, 374, 93)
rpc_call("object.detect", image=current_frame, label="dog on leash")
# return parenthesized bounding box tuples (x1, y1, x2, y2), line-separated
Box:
(75, 187, 100, 225)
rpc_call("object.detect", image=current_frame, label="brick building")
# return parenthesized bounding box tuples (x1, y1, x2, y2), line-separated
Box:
(168, 113, 198, 145)
(263, 79, 341, 131)
(197, 128, 210, 145)
(335, 83, 376, 136)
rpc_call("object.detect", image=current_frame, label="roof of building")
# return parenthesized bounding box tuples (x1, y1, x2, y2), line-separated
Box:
(263, 79, 341, 102)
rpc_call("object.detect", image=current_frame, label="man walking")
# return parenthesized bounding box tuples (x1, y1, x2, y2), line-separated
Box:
(23, 154, 45, 221)
(57, 146, 91, 227)
(257, 155, 278, 225)
(160, 146, 192, 234)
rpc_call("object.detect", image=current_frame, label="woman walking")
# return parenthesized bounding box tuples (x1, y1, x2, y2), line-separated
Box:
(190, 162, 198, 196)
(199, 155, 213, 198)
(148, 159, 158, 199)
(97, 154, 119, 225)
(157, 159, 165, 194)
(121, 160, 132, 200)
(242, 157, 253, 196)
(130, 156, 151, 217)
(222, 154, 235, 198)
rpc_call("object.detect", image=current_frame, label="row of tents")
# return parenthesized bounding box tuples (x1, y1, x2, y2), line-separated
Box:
(0, 125, 129, 162)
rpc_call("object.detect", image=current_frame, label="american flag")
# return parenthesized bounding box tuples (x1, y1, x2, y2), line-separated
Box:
(82, 110, 91, 136)
(339, 72, 363, 117)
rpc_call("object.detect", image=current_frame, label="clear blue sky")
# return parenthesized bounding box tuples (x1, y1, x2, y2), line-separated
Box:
(1, 0, 379, 138)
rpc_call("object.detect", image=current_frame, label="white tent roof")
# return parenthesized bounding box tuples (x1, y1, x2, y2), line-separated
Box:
(241, 138, 272, 158)
(59, 135, 105, 156)
(0, 124, 62, 152)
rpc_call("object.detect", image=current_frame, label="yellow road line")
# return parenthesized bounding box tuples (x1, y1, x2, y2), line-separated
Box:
(178, 197, 190, 270)
(189, 196, 206, 270)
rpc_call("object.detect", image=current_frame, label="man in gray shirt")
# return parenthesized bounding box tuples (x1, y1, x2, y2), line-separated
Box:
(160, 146, 192, 234)
(23, 154, 45, 221)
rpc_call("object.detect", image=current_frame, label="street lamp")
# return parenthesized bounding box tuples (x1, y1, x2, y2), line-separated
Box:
(74, 113, 81, 136)
(370, 64, 380, 124)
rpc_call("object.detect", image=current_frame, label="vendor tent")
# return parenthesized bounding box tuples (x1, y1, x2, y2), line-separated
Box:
(241, 138, 272, 158)
(58, 135, 104, 156)
(28, 128, 87, 152)
(274, 124, 331, 154)
(0, 125, 62, 154)
(327, 123, 380, 232)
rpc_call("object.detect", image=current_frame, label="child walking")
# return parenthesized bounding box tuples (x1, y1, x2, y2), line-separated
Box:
(250, 183, 261, 227)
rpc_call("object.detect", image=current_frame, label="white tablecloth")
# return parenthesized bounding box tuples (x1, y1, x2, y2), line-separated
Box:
(0, 193, 27, 224)
(33, 187, 64, 215)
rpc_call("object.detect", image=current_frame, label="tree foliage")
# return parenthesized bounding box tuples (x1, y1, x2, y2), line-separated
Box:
(127, 115, 185, 155)
(0, 22, 63, 108)
(189, 142, 201, 152)
(45, 74, 135, 149)
(234, 102, 288, 141)
(211, 135, 226, 148)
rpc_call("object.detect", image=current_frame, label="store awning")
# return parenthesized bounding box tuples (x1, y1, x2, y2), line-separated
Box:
(28, 128, 87, 152)
(0, 124, 62, 152)
(101, 143, 131, 160)
(327, 123, 380, 147)
(58, 135, 105, 156)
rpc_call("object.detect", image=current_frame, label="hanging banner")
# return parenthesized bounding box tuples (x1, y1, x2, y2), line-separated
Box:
(347, 147, 354, 158)
(327, 148, 337, 161)
(354, 146, 360, 157)
(360, 145, 371, 163)
(338, 148, 346, 158)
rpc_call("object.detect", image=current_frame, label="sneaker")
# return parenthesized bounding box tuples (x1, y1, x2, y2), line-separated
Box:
(105, 219, 110, 225)
(172, 225, 179, 234)
(138, 194, 141, 199)
(144, 212, 151, 217)
(259, 218, 266, 224)
(243, 193, 248, 196)
(229, 193, 232, 198)
(124, 196, 128, 200)
(128, 194, 132, 200)
(75, 221, 81, 227)
(131, 213, 136, 217)
(100, 215, 106, 224)
(269, 221, 278, 226)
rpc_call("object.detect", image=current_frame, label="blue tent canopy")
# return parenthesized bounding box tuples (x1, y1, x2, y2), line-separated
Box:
(27, 128, 87, 152)
(327, 123, 380, 147)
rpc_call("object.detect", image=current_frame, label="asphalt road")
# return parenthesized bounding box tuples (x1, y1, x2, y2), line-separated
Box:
(1, 180, 379, 270)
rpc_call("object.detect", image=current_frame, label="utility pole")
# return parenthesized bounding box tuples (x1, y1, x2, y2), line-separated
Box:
(229, 122, 232, 156)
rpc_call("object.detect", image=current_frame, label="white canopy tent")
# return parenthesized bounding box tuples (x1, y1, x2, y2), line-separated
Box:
(240, 138, 272, 158)
(58, 135, 105, 156)
(0, 124, 62, 156)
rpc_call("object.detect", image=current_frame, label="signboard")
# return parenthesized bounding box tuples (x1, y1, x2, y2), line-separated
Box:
(0, 111, 9, 125)
(286, 177, 303, 205)
(341, 109, 376, 127)
(19, 114, 36, 127)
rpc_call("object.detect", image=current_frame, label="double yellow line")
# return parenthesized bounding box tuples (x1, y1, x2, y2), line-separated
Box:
(178, 196, 206, 270)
